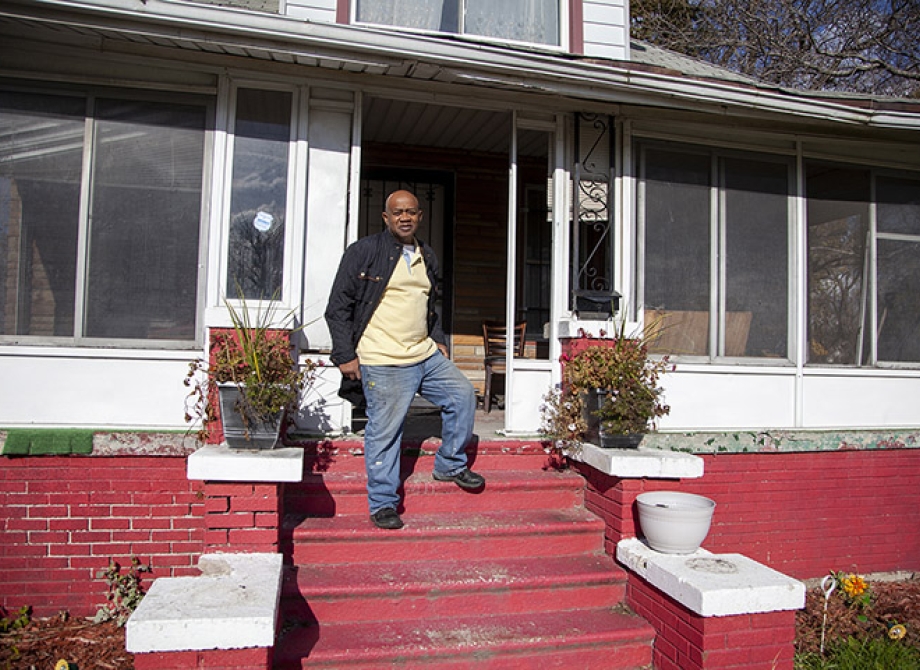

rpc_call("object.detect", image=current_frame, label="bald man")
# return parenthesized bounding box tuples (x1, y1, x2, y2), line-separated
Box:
(325, 190, 483, 529)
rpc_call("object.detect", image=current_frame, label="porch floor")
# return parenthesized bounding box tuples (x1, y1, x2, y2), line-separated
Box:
(345, 403, 522, 444)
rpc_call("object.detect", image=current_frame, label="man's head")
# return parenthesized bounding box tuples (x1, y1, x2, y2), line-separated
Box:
(383, 190, 422, 245)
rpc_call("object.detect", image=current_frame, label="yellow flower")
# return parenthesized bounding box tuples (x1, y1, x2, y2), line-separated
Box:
(841, 574, 868, 598)
(55, 661, 71, 670)
(889, 624, 907, 640)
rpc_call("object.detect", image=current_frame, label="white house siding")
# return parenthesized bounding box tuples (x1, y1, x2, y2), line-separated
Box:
(802, 374, 920, 429)
(0, 348, 197, 429)
(581, 0, 629, 61)
(284, 0, 337, 22)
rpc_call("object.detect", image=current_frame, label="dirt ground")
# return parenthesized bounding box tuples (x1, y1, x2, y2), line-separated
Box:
(2, 575, 918, 669)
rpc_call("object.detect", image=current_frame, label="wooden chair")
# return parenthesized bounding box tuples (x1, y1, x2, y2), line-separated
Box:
(482, 321, 526, 413)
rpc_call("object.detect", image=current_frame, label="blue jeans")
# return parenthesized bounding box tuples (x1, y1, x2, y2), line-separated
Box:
(360, 352, 476, 514)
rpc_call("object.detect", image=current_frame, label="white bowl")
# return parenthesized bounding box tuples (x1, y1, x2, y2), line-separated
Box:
(636, 491, 716, 554)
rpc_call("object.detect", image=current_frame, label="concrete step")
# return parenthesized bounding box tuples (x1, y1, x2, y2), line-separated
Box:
(273, 607, 654, 669)
(284, 468, 585, 517)
(288, 507, 605, 565)
(281, 553, 627, 624)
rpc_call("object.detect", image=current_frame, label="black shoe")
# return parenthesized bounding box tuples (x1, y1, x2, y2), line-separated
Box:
(370, 507, 404, 530)
(432, 468, 485, 490)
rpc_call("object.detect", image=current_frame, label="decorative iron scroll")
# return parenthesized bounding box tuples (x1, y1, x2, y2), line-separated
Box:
(572, 112, 614, 310)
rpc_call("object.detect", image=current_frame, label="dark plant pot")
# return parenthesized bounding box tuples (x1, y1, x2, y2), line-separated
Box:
(598, 431, 644, 449)
(579, 388, 645, 448)
(217, 384, 283, 450)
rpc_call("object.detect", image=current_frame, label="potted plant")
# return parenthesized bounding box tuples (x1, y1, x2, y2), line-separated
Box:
(184, 292, 314, 449)
(542, 323, 672, 449)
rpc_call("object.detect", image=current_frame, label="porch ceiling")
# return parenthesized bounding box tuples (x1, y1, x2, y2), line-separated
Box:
(2, 0, 919, 131)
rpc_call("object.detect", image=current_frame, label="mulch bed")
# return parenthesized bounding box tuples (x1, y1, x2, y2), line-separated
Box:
(3, 575, 918, 669)
(796, 575, 920, 655)
(0, 613, 132, 670)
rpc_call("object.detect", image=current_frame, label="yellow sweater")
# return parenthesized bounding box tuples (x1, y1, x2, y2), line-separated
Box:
(356, 246, 437, 365)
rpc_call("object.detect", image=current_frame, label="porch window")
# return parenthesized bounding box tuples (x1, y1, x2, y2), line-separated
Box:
(807, 163, 920, 365)
(225, 88, 292, 300)
(639, 143, 790, 360)
(0, 90, 206, 343)
(354, 0, 560, 46)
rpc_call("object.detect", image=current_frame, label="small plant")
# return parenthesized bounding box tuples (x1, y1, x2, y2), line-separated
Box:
(796, 636, 920, 670)
(541, 317, 673, 446)
(94, 557, 150, 626)
(185, 289, 316, 443)
(0, 605, 31, 634)
(832, 571, 872, 611)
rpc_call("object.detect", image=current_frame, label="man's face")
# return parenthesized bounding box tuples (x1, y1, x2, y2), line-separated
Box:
(383, 192, 422, 245)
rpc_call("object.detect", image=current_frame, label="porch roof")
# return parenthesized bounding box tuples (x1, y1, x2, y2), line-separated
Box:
(2, 0, 920, 131)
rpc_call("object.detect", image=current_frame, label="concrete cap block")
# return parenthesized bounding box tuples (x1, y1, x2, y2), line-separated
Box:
(617, 538, 805, 617)
(187, 443, 304, 482)
(568, 443, 704, 479)
(126, 552, 283, 653)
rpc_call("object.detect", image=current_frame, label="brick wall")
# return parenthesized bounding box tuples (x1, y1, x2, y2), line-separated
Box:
(576, 448, 920, 580)
(627, 575, 796, 670)
(0, 455, 205, 618)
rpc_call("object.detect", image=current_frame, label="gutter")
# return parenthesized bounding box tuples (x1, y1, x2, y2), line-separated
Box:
(4, 0, 920, 131)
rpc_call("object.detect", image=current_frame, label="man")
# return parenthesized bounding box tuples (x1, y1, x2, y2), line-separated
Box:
(325, 190, 484, 530)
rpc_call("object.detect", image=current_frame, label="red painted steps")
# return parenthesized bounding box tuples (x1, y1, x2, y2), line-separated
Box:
(274, 608, 654, 669)
(276, 448, 654, 669)
(289, 507, 606, 564)
(281, 553, 628, 623)
(285, 468, 586, 517)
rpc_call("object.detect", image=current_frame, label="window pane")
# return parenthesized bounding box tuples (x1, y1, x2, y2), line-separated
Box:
(85, 98, 205, 340)
(806, 162, 870, 365)
(0, 92, 84, 337)
(644, 147, 711, 356)
(356, 0, 458, 32)
(877, 239, 920, 362)
(465, 0, 559, 45)
(723, 157, 789, 358)
(226, 88, 291, 300)
(877, 175, 920, 236)
(877, 174, 920, 363)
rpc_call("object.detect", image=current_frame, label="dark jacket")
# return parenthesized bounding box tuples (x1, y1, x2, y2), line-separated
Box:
(324, 229, 446, 368)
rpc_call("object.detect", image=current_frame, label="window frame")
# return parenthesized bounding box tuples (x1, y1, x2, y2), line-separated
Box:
(349, 0, 568, 51)
(0, 84, 213, 349)
(212, 81, 304, 328)
(804, 161, 920, 369)
(636, 139, 795, 364)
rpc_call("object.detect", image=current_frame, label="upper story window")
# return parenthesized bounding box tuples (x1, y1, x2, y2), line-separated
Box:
(355, 0, 561, 47)
(0, 89, 208, 345)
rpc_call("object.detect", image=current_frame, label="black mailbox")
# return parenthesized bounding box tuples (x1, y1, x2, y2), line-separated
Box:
(574, 289, 621, 320)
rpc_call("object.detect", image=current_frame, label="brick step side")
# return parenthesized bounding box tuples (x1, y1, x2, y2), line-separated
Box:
(288, 508, 605, 564)
(273, 607, 654, 669)
(281, 553, 627, 623)
(284, 469, 584, 517)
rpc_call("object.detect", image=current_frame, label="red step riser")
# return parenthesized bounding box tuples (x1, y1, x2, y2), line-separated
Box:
(283, 582, 626, 624)
(302, 448, 558, 477)
(291, 643, 652, 669)
(292, 530, 603, 564)
(286, 487, 582, 517)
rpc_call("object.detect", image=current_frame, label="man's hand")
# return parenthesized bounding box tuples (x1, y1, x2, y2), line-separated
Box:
(339, 358, 361, 380)
(437, 344, 449, 358)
